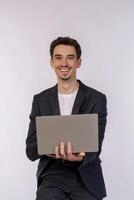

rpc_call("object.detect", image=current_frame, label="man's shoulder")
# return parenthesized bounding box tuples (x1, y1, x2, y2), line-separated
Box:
(86, 85, 106, 99)
(80, 80, 106, 99)
(34, 84, 56, 100)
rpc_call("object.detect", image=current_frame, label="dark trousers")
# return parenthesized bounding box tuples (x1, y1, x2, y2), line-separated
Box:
(36, 160, 102, 200)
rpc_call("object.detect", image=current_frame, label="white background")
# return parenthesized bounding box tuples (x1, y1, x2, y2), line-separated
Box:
(0, 0, 134, 199)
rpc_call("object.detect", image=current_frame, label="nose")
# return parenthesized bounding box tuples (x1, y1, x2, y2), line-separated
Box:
(61, 58, 68, 66)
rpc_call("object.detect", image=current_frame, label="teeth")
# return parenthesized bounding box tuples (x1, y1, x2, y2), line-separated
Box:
(60, 70, 68, 72)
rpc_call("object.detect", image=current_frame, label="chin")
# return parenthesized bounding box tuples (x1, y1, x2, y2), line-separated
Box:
(59, 76, 71, 81)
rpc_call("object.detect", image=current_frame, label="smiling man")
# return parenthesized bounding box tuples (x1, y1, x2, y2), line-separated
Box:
(51, 44, 81, 81)
(26, 37, 107, 200)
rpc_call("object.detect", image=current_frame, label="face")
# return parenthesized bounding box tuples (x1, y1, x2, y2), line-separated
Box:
(50, 45, 81, 81)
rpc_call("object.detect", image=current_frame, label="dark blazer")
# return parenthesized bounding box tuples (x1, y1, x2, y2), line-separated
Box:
(26, 80, 107, 199)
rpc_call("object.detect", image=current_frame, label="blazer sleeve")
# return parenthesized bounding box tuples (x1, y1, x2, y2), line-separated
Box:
(26, 95, 46, 161)
(80, 94, 107, 167)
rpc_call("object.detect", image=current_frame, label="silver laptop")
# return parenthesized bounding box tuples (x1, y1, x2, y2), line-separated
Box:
(36, 114, 98, 155)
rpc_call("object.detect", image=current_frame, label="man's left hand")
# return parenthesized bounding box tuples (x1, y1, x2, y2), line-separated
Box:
(47, 142, 85, 162)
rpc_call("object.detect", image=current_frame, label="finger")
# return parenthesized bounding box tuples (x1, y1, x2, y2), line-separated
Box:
(55, 145, 61, 159)
(78, 152, 85, 156)
(67, 142, 73, 160)
(73, 154, 84, 161)
(60, 142, 66, 159)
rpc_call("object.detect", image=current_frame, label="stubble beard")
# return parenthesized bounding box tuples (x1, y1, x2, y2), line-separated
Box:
(57, 65, 72, 81)
(59, 76, 71, 81)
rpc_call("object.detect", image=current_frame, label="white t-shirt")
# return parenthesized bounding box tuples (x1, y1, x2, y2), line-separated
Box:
(58, 89, 78, 116)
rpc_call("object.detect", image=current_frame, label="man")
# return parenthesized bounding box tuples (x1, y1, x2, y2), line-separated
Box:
(26, 37, 107, 200)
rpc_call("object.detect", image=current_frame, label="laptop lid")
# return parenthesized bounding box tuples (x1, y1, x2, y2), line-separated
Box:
(36, 114, 98, 155)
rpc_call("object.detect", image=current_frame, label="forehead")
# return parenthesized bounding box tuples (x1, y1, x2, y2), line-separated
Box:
(53, 45, 77, 56)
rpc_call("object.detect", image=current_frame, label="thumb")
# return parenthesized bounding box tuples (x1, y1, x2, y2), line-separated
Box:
(79, 152, 85, 156)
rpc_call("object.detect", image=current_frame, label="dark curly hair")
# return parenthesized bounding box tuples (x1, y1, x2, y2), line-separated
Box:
(50, 37, 82, 59)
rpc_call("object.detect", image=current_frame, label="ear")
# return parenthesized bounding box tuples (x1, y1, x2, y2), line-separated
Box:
(77, 58, 82, 68)
(50, 58, 54, 69)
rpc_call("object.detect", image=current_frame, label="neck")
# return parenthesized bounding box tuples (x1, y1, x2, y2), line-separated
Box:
(57, 79, 79, 94)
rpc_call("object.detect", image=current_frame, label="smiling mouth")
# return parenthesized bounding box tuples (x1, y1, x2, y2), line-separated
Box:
(60, 70, 70, 76)
(60, 69, 70, 72)
(58, 67, 72, 74)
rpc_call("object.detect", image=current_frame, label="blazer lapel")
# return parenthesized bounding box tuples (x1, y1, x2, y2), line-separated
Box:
(72, 80, 87, 114)
(49, 84, 60, 115)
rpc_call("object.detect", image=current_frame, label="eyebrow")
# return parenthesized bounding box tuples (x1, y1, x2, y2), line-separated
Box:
(67, 54, 76, 57)
(54, 54, 76, 57)
(54, 54, 62, 57)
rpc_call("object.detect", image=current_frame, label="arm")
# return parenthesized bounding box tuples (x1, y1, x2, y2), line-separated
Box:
(26, 95, 46, 161)
(80, 94, 107, 167)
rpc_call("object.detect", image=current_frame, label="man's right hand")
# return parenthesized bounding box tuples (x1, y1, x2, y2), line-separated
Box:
(47, 142, 85, 162)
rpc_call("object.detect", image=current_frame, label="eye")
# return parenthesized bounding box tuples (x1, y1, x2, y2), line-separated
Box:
(68, 56, 75, 60)
(55, 56, 62, 60)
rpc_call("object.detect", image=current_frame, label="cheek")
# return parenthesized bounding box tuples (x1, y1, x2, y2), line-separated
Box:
(73, 64, 79, 69)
